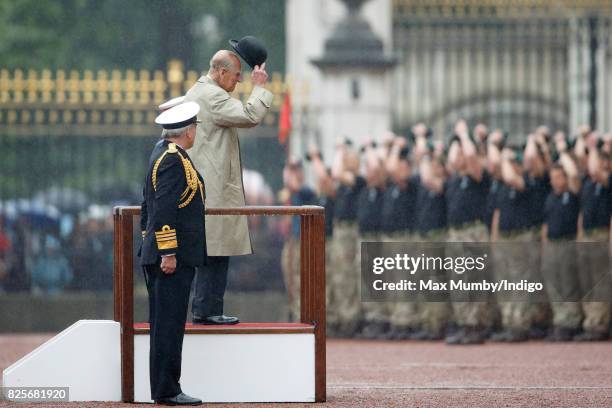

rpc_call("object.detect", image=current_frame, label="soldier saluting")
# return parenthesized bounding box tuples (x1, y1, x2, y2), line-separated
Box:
(140, 102, 206, 406)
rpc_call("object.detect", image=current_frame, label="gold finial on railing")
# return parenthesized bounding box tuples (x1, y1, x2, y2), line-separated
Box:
(167, 59, 184, 98)
(13, 69, 24, 104)
(56, 70, 66, 104)
(83, 70, 95, 104)
(153, 70, 166, 104)
(49, 110, 58, 124)
(27, 69, 38, 103)
(138, 70, 151, 105)
(125, 70, 136, 104)
(8, 110, 17, 124)
(63, 110, 72, 124)
(41, 69, 53, 103)
(0, 69, 10, 103)
(77, 110, 87, 124)
(96, 70, 109, 104)
(68, 70, 80, 104)
(21, 109, 31, 124)
(183, 70, 199, 94)
(91, 110, 101, 124)
(111, 70, 122, 104)
(35, 109, 44, 124)
(271, 72, 283, 109)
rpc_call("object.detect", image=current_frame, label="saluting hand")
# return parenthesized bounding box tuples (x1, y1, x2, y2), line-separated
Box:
(252, 62, 268, 87)
(160, 255, 177, 274)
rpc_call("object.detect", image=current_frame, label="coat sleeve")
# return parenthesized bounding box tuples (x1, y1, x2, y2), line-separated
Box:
(209, 86, 273, 129)
(152, 154, 184, 255)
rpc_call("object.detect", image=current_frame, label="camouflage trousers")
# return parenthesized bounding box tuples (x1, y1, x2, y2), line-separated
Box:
(447, 222, 495, 328)
(281, 236, 301, 321)
(495, 229, 541, 331)
(329, 221, 362, 331)
(579, 228, 611, 333)
(360, 231, 389, 324)
(419, 229, 452, 332)
(325, 233, 339, 327)
(382, 231, 422, 329)
(542, 240, 583, 329)
(283, 234, 340, 326)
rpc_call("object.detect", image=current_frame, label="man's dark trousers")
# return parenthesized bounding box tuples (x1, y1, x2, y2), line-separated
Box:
(192, 256, 229, 319)
(145, 263, 195, 400)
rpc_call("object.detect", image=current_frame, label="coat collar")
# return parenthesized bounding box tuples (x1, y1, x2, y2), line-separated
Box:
(197, 75, 230, 96)
(198, 75, 218, 87)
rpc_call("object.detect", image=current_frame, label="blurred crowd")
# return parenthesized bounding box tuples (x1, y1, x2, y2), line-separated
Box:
(0, 204, 114, 294)
(0, 169, 285, 296)
(279, 121, 611, 344)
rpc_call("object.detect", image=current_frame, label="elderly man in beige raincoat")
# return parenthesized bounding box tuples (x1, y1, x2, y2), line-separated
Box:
(185, 48, 273, 325)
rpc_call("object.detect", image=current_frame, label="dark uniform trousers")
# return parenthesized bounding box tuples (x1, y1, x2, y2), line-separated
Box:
(145, 263, 195, 400)
(192, 255, 229, 319)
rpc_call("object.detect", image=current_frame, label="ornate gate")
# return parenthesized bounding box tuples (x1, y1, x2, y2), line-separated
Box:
(391, 1, 612, 141)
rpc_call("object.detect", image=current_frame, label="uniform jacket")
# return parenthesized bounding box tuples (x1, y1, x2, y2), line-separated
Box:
(140, 139, 207, 267)
(185, 75, 273, 256)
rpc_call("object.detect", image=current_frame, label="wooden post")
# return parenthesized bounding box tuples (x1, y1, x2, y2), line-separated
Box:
(113, 208, 135, 402)
(300, 213, 326, 402)
(112, 212, 122, 322)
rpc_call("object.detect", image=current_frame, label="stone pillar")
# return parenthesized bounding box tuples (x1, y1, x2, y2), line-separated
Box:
(285, 0, 393, 164)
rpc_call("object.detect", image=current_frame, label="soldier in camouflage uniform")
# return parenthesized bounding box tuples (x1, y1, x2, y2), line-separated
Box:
(307, 146, 338, 336)
(280, 159, 317, 322)
(541, 160, 584, 341)
(380, 136, 421, 339)
(357, 140, 389, 339)
(444, 120, 492, 345)
(330, 140, 365, 337)
(490, 143, 540, 342)
(411, 131, 451, 340)
(575, 134, 611, 341)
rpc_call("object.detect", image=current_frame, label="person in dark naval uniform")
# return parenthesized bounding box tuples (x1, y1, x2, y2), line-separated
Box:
(140, 101, 206, 406)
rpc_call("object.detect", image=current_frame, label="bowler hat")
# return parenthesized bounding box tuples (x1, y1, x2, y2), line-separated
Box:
(229, 36, 267, 69)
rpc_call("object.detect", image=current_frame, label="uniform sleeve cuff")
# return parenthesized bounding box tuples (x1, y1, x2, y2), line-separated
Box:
(155, 225, 178, 251)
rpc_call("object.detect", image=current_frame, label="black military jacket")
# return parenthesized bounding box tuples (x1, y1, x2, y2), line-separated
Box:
(140, 139, 207, 267)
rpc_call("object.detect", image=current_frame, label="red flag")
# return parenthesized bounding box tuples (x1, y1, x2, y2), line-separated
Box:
(278, 91, 292, 144)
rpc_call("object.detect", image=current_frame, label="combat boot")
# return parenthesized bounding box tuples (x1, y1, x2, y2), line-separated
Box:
(546, 327, 580, 342)
(460, 326, 486, 344)
(446, 326, 485, 345)
(387, 325, 415, 340)
(326, 322, 340, 338)
(490, 329, 528, 342)
(573, 330, 609, 341)
(358, 321, 389, 340)
(410, 329, 445, 341)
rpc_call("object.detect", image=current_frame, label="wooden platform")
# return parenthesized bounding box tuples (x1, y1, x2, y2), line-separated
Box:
(133, 322, 315, 335)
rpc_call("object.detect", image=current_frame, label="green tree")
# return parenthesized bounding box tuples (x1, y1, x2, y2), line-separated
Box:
(0, 0, 285, 72)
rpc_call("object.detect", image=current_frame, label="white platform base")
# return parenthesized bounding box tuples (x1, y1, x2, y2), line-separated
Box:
(2, 320, 121, 401)
(135, 333, 315, 402)
(2, 320, 315, 402)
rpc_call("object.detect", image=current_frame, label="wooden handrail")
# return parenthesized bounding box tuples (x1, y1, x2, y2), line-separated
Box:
(114, 205, 325, 216)
(113, 205, 326, 403)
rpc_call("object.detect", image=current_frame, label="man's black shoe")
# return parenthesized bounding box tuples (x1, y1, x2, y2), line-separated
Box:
(155, 392, 202, 406)
(193, 315, 239, 325)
